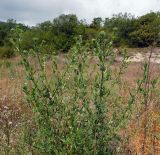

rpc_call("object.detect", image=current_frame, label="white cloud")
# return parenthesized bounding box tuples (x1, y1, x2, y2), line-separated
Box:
(0, 0, 160, 26)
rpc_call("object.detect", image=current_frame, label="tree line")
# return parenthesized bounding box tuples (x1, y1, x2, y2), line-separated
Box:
(0, 12, 160, 57)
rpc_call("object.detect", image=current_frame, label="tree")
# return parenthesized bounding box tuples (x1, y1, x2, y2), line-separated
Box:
(37, 21, 53, 31)
(0, 19, 27, 47)
(104, 13, 135, 46)
(129, 12, 160, 47)
(52, 14, 84, 51)
(90, 17, 103, 29)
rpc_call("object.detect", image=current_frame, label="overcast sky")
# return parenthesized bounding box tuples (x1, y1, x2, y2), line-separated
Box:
(0, 0, 160, 26)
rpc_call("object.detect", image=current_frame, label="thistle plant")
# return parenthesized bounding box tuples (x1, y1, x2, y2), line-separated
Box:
(91, 31, 134, 154)
(11, 27, 136, 155)
(135, 46, 159, 155)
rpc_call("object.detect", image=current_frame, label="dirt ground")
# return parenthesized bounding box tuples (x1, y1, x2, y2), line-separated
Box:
(116, 47, 160, 63)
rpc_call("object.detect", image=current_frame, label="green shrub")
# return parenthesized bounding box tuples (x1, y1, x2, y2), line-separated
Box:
(11, 26, 135, 154)
(0, 46, 15, 58)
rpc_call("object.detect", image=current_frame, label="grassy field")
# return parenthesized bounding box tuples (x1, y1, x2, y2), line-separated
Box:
(1, 48, 160, 154)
